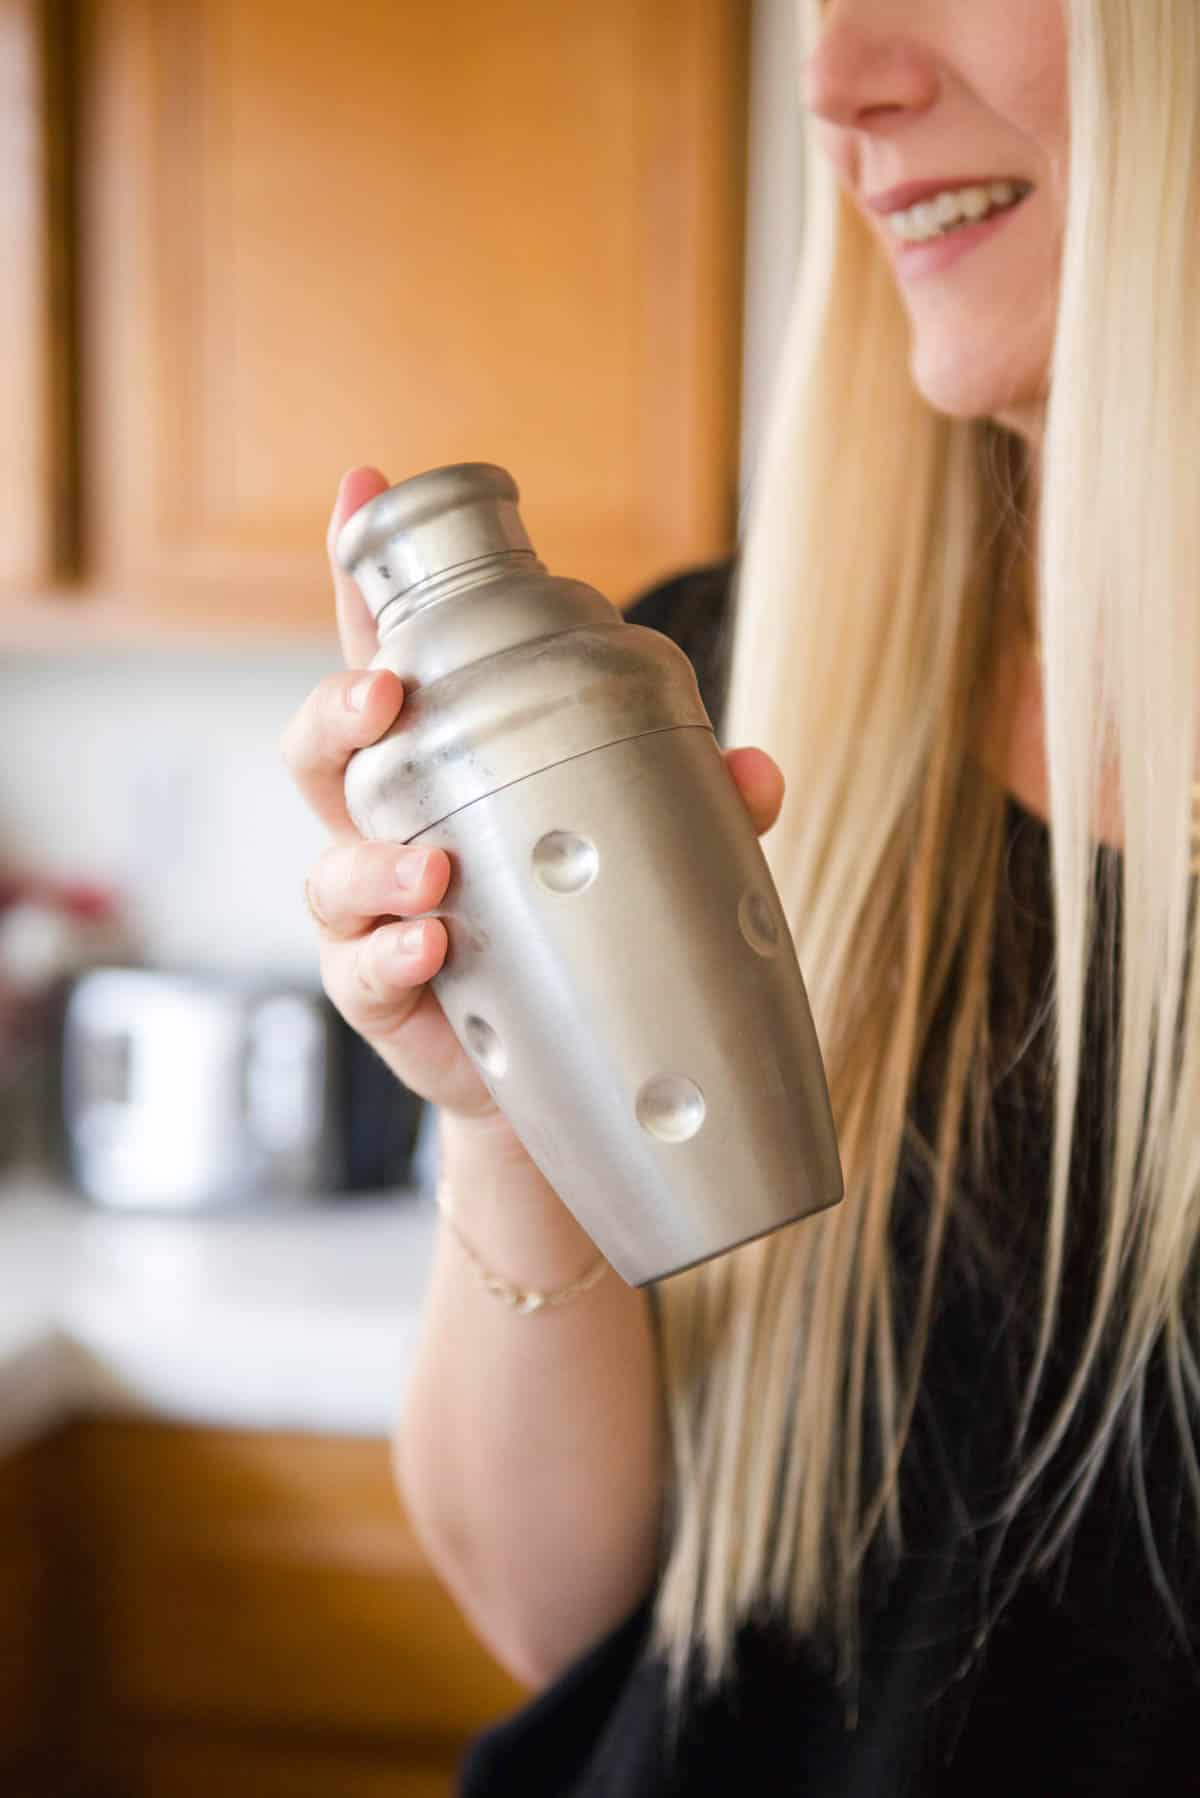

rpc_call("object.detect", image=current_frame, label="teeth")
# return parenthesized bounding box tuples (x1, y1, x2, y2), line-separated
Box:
(961, 186, 992, 220)
(887, 180, 1027, 244)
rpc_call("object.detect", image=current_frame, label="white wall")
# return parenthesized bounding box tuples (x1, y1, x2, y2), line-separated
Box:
(0, 0, 803, 983)
(0, 641, 339, 977)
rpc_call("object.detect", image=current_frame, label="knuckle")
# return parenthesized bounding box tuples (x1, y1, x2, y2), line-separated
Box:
(348, 838, 388, 901)
(307, 837, 356, 917)
(324, 671, 356, 728)
(352, 924, 420, 1010)
(303, 873, 331, 931)
(293, 687, 349, 771)
(352, 936, 390, 1006)
(307, 844, 357, 931)
(282, 680, 343, 773)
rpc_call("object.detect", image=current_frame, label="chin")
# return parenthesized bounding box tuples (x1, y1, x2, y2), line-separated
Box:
(909, 338, 1044, 431)
(911, 349, 1010, 420)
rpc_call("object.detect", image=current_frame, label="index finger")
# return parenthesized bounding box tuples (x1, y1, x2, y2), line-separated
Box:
(327, 466, 392, 667)
(724, 746, 785, 837)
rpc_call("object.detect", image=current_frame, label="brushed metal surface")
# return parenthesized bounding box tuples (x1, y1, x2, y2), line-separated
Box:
(413, 730, 843, 1283)
(335, 463, 538, 628)
(338, 464, 843, 1284)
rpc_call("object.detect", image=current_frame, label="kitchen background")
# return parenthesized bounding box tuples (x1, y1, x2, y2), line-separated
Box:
(1, 0, 801, 979)
(0, 0, 804, 1792)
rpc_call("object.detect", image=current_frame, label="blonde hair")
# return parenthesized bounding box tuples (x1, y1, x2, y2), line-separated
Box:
(646, 0, 1200, 1746)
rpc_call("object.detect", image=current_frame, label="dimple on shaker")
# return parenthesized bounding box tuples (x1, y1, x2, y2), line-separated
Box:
(336, 463, 843, 1285)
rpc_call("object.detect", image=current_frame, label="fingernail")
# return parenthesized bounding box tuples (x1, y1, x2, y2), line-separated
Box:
(394, 852, 432, 898)
(348, 674, 375, 712)
(398, 921, 426, 955)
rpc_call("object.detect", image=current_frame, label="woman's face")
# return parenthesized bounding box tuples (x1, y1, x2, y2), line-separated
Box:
(803, 0, 1068, 441)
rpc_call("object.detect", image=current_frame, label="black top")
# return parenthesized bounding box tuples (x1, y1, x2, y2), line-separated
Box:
(456, 563, 1200, 1796)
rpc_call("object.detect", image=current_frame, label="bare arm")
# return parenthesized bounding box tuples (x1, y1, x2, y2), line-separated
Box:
(394, 1108, 667, 1690)
(284, 465, 786, 1695)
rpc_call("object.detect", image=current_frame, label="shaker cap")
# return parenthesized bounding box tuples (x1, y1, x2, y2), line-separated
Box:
(333, 462, 537, 621)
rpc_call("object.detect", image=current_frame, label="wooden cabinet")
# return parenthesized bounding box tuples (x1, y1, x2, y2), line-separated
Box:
(0, 0, 75, 593)
(95, 1737, 461, 1798)
(0, 1433, 64, 1793)
(0, 1440, 44, 1784)
(1, 1418, 532, 1797)
(5, 0, 750, 641)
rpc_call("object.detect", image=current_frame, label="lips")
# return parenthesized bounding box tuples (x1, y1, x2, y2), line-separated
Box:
(864, 175, 1034, 215)
(884, 187, 1031, 280)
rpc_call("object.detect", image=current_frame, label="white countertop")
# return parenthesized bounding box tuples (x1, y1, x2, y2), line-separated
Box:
(0, 1166, 439, 1453)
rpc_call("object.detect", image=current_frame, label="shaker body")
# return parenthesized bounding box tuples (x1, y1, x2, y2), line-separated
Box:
(401, 726, 843, 1284)
(337, 463, 843, 1285)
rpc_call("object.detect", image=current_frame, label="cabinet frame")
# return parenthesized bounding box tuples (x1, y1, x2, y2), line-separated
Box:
(5, 0, 750, 645)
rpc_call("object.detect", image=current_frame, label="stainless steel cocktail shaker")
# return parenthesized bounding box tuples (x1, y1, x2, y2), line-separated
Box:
(336, 463, 843, 1285)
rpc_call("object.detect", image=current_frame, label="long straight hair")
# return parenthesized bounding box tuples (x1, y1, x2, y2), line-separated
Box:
(646, 0, 1200, 1741)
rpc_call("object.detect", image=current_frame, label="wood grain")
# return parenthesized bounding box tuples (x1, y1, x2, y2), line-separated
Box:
(2, 1419, 536, 1793)
(94, 1726, 461, 1798)
(0, 1435, 62, 1790)
(50, 0, 750, 635)
(0, 0, 77, 594)
(74, 1419, 530, 1758)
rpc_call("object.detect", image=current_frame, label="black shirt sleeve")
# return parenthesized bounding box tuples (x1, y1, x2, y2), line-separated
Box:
(620, 557, 738, 744)
(455, 1588, 656, 1796)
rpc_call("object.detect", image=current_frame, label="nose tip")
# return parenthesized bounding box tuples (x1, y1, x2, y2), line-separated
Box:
(802, 32, 938, 130)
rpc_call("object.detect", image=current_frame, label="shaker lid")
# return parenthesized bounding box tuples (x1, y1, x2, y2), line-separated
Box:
(333, 462, 537, 621)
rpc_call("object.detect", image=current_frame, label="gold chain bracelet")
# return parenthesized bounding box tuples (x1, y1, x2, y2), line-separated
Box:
(435, 1191, 609, 1314)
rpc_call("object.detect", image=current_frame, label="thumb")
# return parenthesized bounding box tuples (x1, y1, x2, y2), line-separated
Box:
(326, 465, 391, 668)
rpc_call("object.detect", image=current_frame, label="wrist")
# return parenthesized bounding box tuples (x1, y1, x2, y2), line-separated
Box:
(434, 1107, 605, 1277)
(437, 1106, 571, 1213)
(435, 1187, 608, 1315)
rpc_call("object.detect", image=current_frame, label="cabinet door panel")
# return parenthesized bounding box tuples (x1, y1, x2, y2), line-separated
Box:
(0, 1440, 56, 1784)
(78, 1421, 530, 1742)
(0, 0, 74, 596)
(0, 1549, 45, 1768)
(98, 1728, 459, 1798)
(78, 0, 749, 632)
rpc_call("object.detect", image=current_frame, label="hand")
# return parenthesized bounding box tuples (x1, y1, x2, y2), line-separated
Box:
(281, 465, 788, 1138)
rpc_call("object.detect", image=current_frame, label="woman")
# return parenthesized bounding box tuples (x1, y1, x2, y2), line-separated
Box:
(281, 0, 1200, 1789)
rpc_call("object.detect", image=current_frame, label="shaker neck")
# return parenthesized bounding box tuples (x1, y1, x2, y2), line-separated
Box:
(335, 464, 541, 625)
(374, 548, 544, 641)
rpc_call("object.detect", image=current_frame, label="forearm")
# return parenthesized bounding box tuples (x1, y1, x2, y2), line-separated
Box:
(393, 1111, 668, 1689)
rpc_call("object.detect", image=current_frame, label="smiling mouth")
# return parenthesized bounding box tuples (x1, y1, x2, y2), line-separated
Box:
(885, 180, 1035, 246)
